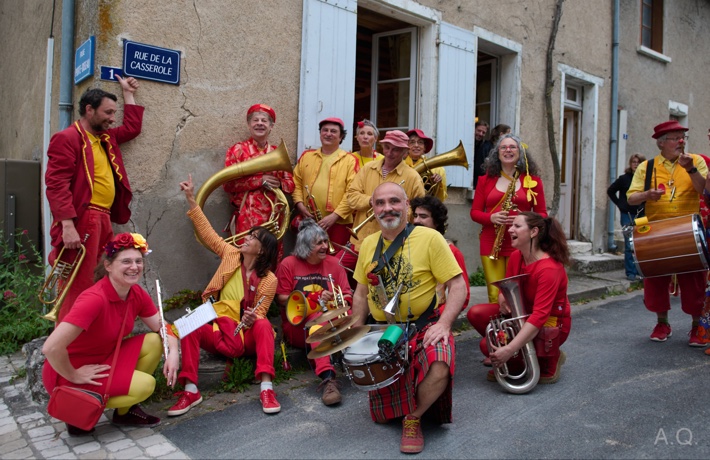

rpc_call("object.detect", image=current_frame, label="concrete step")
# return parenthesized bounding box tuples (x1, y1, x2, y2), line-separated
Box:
(568, 240, 593, 256)
(570, 252, 624, 274)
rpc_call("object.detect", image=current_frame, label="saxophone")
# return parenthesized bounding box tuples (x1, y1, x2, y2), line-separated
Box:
(489, 170, 520, 260)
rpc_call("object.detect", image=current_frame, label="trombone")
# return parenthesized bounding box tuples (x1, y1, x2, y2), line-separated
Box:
(38, 244, 86, 321)
(304, 185, 336, 254)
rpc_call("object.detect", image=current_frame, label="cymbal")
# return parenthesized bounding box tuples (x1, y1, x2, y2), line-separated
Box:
(307, 325, 371, 359)
(305, 314, 360, 344)
(304, 306, 350, 328)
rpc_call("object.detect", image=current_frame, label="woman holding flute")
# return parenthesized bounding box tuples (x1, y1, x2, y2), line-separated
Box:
(169, 175, 281, 416)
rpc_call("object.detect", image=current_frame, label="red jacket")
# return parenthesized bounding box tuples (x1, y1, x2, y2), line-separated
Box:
(45, 105, 144, 247)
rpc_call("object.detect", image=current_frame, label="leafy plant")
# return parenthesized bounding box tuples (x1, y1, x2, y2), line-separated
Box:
(162, 289, 203, 313)
(10, 366, 27, 384)
(221, 357, 255, 393)
(469, 266, 487, 287)
(0, 230, 53, 355)
(273, 346, 303, 384)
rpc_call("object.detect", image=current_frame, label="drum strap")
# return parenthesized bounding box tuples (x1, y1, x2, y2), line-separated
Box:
(371, 223, 414, 274)
(639, 158, 655, 218)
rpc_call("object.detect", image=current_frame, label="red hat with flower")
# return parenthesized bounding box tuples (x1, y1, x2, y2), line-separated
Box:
(104, 233, 150, 258)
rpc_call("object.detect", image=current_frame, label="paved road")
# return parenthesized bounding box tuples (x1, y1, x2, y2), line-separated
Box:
(160, 291, 710, 459)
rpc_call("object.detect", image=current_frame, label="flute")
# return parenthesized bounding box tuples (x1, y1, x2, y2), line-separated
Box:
(156, 280, 170, 362)
(234, 295, 266, 336)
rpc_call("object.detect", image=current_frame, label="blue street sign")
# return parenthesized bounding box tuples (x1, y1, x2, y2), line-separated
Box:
(123, 40, 180, 85)
(74, 36, 95, 84)
(100, 66, 123, 82)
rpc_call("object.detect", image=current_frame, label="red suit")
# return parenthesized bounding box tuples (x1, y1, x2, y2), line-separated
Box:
(45, 105, 144, 322)
(223, 138, 295, 259)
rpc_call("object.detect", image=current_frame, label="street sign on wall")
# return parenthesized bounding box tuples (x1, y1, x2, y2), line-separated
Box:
(122, 40, 180, 85)
(74, 36, 95, 84)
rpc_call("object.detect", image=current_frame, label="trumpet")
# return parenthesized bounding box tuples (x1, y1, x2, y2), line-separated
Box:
(38, 244, 86, 321)
(328, 274, 347, 310)
(304, 185, 336, 254)
(485, 274, 540, 394)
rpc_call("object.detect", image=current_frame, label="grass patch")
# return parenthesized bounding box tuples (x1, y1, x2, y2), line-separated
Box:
(10, 366, 26, 384)
(469, 267, 486, 287)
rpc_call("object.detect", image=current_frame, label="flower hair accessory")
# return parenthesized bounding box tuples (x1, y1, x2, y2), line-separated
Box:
(104, 233, 150, 258)
(521, 142, 538, 205)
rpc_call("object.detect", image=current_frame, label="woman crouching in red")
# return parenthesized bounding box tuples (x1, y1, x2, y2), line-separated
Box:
(467, 212, 571, 384)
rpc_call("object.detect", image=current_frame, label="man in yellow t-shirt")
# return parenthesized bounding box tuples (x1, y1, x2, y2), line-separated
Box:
(351, 182, 466, 454)
(627, 120, 709, 346)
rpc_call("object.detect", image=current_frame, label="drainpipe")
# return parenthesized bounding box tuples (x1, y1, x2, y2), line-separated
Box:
(606, 0, 620, 251)
(41, 1, 57, 269)
(42, 0, 75, 268)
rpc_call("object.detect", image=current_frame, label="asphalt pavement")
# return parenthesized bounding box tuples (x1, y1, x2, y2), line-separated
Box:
(159, 280, 710, 459)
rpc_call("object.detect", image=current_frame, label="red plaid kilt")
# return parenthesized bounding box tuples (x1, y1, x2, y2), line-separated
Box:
(368, 327, 455, 424)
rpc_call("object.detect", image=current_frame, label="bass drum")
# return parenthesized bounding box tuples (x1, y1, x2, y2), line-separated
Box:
(630, 214, 709, 278)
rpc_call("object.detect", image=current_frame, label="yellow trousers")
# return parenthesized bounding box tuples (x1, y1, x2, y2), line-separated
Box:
(106, 333, 161, 414)
(480, 256, 509, 303)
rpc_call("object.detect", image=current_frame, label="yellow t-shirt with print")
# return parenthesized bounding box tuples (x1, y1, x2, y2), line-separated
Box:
(354, 225, 462, 322)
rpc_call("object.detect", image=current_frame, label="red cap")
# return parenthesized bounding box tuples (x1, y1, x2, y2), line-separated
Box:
(652, 120, 688, 139)
(379, 130, 410, 148)
(247, 104, 276, 122)
(405, 129, 434, 153)
(319, 117, 345, 131)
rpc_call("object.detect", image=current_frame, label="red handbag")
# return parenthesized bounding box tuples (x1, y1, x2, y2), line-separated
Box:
(47, 306, 130, 430)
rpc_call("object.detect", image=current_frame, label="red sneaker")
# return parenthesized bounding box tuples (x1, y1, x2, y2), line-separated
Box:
(650, 323, 672, 342)
(260, 389, 281, 414)
(167, 391, 203, 416)
(688, 326, 708, 348)
(400, 414, 424, 454)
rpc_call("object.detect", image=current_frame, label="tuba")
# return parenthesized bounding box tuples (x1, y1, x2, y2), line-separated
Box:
(38, 244, 86, 321)
(485, 274, 540, 394)
(194, 140, 292, 252)
(413, 141, 469, 196)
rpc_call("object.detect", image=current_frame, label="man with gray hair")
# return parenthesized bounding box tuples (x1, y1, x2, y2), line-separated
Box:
(276, 219, 352, 405)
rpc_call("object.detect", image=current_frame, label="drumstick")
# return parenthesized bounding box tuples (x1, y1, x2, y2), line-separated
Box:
(653, 167, 657, 190)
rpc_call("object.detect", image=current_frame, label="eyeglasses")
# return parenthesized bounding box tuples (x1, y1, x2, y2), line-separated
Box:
(408, 139, 425, 146)
(499, 145, 519, 152)
(664, 136, 688, 142)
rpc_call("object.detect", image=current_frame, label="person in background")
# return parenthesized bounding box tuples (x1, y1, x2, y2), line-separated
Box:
(489, 124, 512, 147)
(405, 129, 447, 202)
(472, 120, 492, 189)
(222, 104, 295, 261)
(607, 153, 646, 281)
(45, 77, 143, 322)
(352, 119, 381, 168)
(411, 195, 470, 312)
(292, 117, 359, 248)
(42, 233, 178, 436)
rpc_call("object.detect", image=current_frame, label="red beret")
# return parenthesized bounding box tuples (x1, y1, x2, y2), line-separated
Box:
(652, 120, 688, 139)
(319, 117, 345, 131)
(405, 129, 434, 153)
(247, 104, 276, 123)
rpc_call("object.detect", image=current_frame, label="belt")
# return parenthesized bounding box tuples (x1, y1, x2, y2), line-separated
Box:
(87, 204, 111, 215)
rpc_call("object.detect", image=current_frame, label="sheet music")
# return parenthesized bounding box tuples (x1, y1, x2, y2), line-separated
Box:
(174, 301, 217, 338)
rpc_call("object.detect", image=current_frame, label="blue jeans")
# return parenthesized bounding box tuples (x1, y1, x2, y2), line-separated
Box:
(620, 213, 638, 278)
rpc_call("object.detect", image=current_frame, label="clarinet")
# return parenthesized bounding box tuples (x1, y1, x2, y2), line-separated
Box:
(234, 295, 266, 336)
(155, 280, 170, 362)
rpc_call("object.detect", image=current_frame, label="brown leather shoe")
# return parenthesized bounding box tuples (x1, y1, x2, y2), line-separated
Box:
(112, 405, 161, 427)
(317, 377, 342, 406)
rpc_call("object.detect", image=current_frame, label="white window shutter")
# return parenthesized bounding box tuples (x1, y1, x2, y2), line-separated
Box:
(436, 22, 476, 188)
(298, 0, 358, 156)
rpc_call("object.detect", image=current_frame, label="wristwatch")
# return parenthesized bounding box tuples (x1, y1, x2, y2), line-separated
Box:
(687, 167, 698, 174)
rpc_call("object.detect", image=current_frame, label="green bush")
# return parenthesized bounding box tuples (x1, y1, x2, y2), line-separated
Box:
(0, 230, 53, 355)
(162, 289, 203, 313)
(469, 266, 487, 287)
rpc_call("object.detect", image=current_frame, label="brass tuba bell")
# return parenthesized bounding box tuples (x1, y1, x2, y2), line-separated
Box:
(194, 140, 293, 252)
(412, 140, 469, 196)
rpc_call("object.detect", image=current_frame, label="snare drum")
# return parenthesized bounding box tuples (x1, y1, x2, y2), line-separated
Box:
(342, 330, 407, 391)
(630, 214, 709, 278)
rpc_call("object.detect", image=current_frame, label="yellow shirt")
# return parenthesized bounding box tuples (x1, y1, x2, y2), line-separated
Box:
(353, 151, 382, 168)
(354, 226, 461, 322)
(347, 160, 425, 249)
(311, 152, 340, 217)
(627, 153, 707, 220)
(87, 131, 115, 209)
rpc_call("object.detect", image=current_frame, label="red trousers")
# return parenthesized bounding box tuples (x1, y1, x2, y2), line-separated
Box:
(280, 310, 334, 376)
(50, 209, 113, 323)
(178, 318, 275, 386)
(642, 272, 705, 316)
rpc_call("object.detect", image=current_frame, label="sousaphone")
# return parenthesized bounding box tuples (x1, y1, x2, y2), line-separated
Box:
(193, 140, 293, 252)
